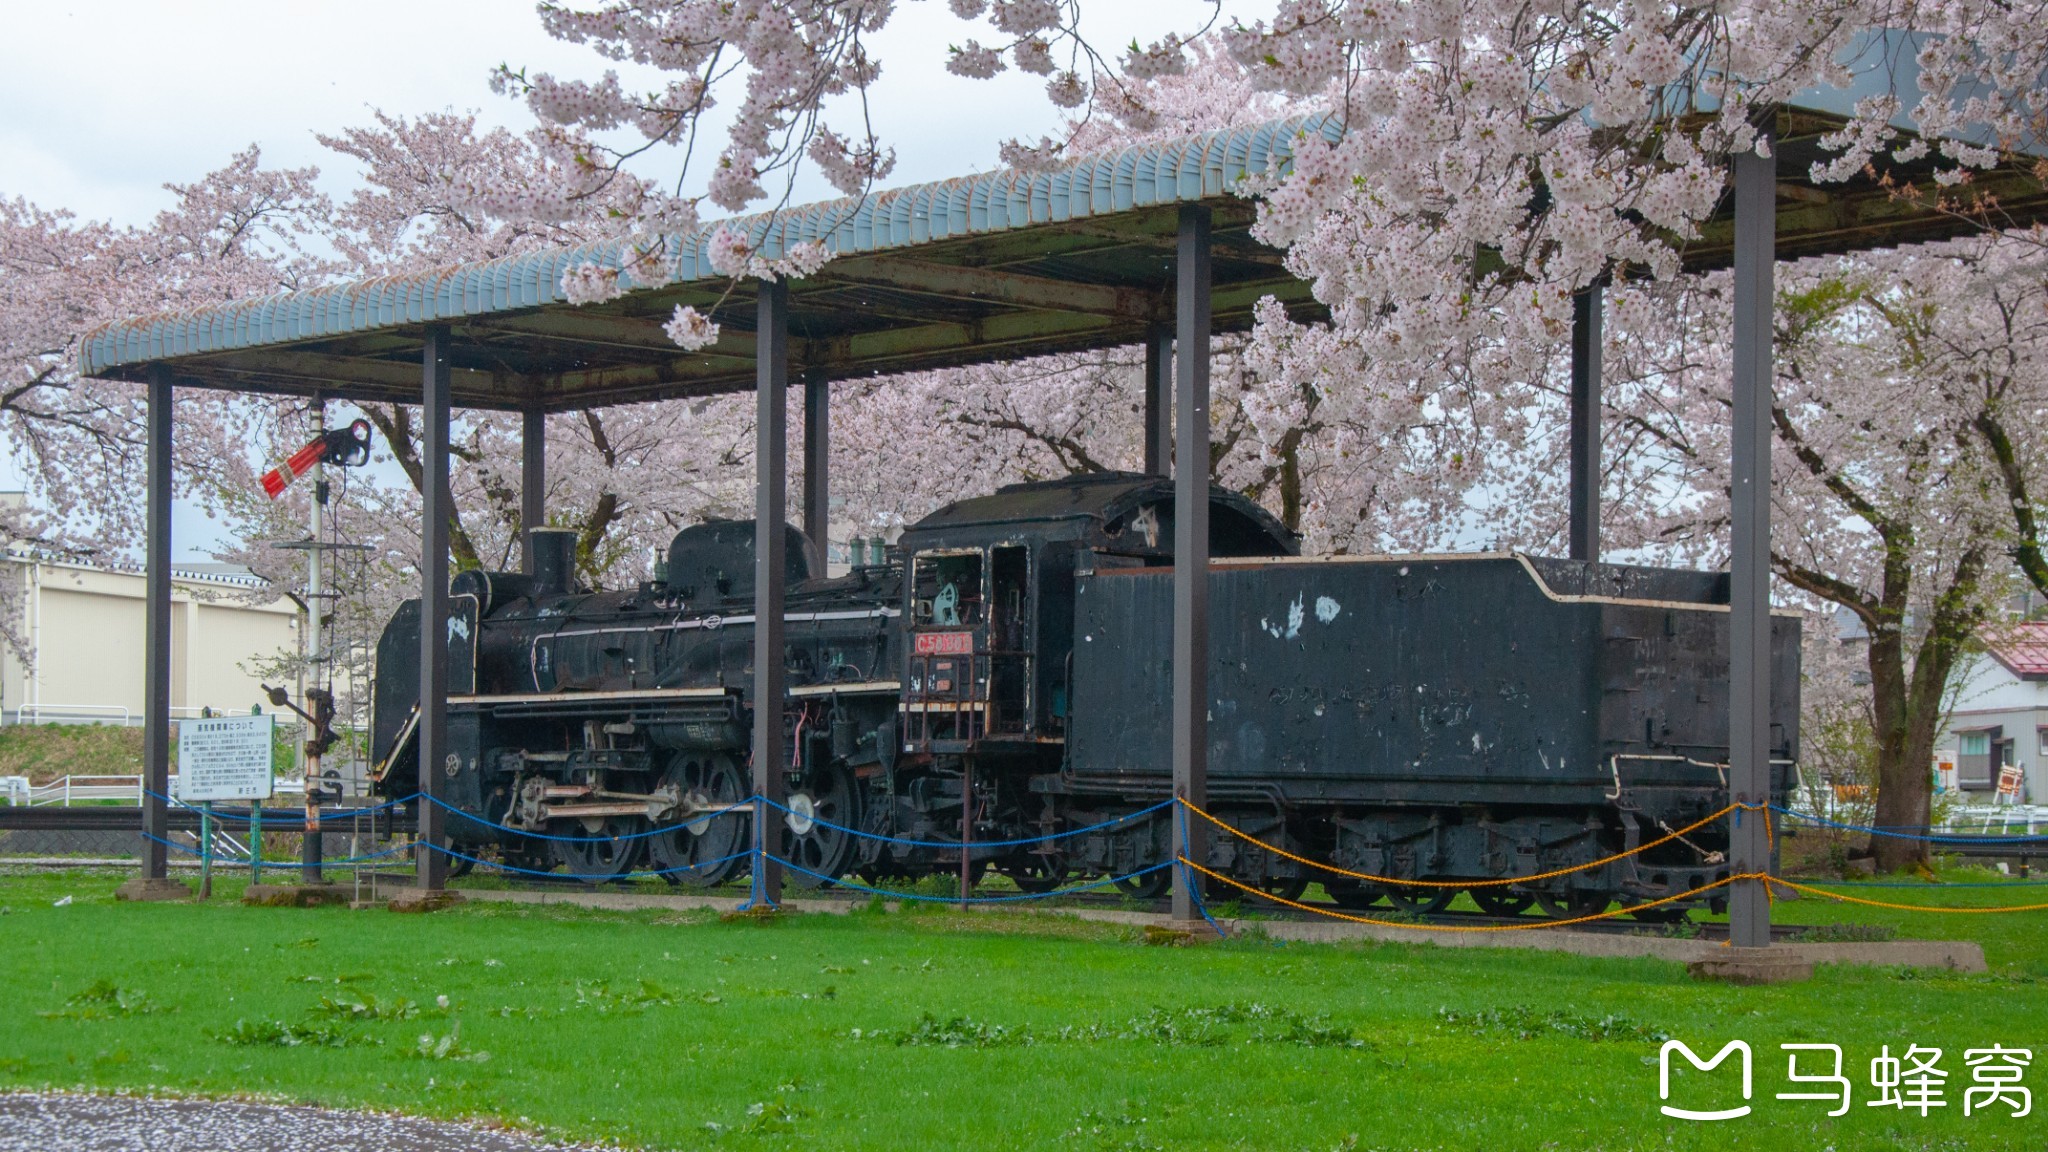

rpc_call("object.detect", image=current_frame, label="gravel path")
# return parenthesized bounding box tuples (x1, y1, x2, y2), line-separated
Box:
(0, 1093, 609, 1152)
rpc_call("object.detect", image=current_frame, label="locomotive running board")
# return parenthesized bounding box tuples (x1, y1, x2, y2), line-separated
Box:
(450, 688, 733, 706)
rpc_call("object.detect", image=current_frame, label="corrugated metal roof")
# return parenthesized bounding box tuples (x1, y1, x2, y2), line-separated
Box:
(78, 114, 1343, 378)
(1983, 622, 2048, 680)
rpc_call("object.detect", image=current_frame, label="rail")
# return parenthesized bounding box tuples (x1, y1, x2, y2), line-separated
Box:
(7, 774, 308, 807)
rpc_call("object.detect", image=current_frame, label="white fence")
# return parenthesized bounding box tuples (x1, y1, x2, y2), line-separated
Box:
(2, 773, 308, 807)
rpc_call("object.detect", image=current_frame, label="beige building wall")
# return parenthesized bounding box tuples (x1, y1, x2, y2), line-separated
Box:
(0, 554, 300, 725)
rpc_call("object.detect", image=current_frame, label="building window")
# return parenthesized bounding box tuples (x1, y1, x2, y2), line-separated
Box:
(1958, 728, 1998, 788)
(2037, 727, 2047, 757)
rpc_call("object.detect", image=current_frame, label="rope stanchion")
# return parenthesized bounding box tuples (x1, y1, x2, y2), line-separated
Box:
(1174, 802, 1225, 937)
(1179, 856, 1763, 932)
(1180, 797, 1747, 888)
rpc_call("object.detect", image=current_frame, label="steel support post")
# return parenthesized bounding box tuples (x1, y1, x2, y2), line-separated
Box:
(1170, 205, 1212, 923)
(521, 407, 546, 574)
(301, 398, 326, 885)
(1729, 130, 1777, 949)
(142, 365, 174, 880)
(753, 281, 791, 906)
(1568, 283, 1604, 563)
(803, 368, 830, 562)
(1143, 323, 1173, 477)
(416, 326, 452, 891)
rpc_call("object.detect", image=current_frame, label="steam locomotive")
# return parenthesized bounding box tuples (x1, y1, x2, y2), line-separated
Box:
(370, 472, 1798, 919)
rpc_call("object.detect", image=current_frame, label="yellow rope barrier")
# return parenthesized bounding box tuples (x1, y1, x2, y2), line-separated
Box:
(1180, 855, 1770, 932)
(1772, 879, 2048, 914)
(1180, 798, 1756, 888)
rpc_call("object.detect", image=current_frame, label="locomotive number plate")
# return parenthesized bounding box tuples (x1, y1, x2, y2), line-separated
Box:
(914, 630, 974, 655)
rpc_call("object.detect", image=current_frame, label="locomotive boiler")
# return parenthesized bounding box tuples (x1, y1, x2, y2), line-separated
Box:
(370, 472, 1798, 919)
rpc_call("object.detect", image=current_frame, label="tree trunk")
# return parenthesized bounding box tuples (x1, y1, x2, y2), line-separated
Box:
(1864, 628, 1960, 872)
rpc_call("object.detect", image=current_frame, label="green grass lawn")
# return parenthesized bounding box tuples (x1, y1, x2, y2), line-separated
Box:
(3, 866, 2046, 1151)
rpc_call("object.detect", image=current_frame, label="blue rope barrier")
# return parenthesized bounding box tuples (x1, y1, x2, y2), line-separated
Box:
(417, 839, 755, 882)
(422, 793, 756, 843)
(755, 796, 1176, 851)
(1175, 802, 1227, 938)
(1771, 806, 2048, 844)
(765, 853, 1174, 904)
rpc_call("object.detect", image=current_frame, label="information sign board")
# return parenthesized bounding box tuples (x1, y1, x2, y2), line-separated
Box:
(175, 714, 276, 802)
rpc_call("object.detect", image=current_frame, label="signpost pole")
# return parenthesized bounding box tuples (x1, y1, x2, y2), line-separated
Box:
(250, 799, 263, 886)
(200, 803, 214, 900)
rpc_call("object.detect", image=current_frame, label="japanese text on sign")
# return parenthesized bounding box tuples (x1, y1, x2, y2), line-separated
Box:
(174, 714, 275, 802)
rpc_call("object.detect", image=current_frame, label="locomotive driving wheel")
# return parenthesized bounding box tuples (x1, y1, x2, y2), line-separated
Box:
(551, 815, 648, 884)
(781, 763, 859, 888)
(1325, 880, 1384, 911)
(646, 752, 748, 888)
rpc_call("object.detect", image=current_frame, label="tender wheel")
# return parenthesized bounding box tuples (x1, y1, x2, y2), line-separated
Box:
(646, 752, 749, 888)
(1000, 853, 1071, 894)
(781, 764, 859, 888)
(1325, 881, 1385, 911)
(1469, 889, 1535, 916)
(1383, 885, 1455, 916)
(551, 815, 648, 884)
(1252, 872, 1309, 903)
(1626, 898, 1691, 924)
(1534, 889, 1612, 920)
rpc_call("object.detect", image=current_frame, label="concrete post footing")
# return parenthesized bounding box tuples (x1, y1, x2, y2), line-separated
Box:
(113, 876, 194, 902)
(386, 888, 465, 914)
(243, 884, 353, 908)
(1688, 947, 1816, 984)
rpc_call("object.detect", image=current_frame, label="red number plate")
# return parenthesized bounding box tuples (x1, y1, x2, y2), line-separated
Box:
(914, 631, 974, 655)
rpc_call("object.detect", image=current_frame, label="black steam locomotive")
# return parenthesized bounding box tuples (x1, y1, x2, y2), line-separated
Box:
(370, 472, 1798, 918)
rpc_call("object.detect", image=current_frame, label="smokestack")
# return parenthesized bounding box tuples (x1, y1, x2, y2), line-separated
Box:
(527, 528, 579, 595)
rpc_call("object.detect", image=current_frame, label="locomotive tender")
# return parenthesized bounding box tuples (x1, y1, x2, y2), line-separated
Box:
(372, 472, 1798, 918)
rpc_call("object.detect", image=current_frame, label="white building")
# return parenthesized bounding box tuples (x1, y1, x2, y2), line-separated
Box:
(1940, 622, 2048, 803)
(0, 549, 300, 726)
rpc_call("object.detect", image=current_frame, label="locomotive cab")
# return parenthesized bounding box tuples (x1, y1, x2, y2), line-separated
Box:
(897, 472, 1297, 756)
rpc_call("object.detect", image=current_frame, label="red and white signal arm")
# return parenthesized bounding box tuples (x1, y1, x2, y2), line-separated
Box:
(914, 631, 974, 656)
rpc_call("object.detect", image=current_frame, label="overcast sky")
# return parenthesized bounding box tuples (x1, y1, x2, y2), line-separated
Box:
(2, 1, 1259, 227)
(2, 2, 1267, 557)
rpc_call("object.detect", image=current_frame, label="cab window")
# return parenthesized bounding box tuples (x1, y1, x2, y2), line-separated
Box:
(912, 552, 983, 626)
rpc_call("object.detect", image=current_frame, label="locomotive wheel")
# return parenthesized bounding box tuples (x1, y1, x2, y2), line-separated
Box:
(781, 764, 859, 888)
(1001, 853, 1071, 894)
(1113, 869, 1172, 900)
(552, 816, 647, 884)
(1625, 898, 1691, 924)
(1534, 890, 1612, 920)
(1324, 881, 1385, 911)
(1468, 889, 1536, 916)
(1252, 872, 1310, 903)
(646, 752, 748, 888)
(1383, 885, 1455, 916)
